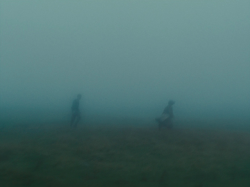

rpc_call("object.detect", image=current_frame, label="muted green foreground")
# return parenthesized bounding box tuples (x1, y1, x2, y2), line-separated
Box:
(1, 121, 250, 187)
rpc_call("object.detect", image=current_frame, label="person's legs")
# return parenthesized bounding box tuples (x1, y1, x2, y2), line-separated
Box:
(156, 118, 162, 130)
(70, 112, 77, 127)
(74, 115, 81, 127)
(166, 119, 173, 129)
(158, 118, 172, 130)
(73, 112, 81, 127)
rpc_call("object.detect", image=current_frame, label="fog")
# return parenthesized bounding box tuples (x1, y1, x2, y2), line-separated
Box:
(1, 0, 250, 120)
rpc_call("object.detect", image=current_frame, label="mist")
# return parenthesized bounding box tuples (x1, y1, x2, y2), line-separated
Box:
(2, 2, 250, 186)
(1, 0, 250, 120)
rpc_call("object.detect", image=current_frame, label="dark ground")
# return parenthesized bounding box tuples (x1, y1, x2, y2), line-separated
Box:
(0, 118, 250, 187)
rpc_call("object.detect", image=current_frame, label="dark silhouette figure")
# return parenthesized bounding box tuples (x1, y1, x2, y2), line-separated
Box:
(70, 94, 82, 127)
(156, 100, 175, 130)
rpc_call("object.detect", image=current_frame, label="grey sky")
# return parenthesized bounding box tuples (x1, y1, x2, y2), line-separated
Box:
(1, 1, 250, 117)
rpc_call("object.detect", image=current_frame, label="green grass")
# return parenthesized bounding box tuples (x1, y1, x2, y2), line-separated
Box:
(1, 120, 250, 187)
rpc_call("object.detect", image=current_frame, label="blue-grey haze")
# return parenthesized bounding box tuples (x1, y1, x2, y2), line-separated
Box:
(0, 0, 250, 120)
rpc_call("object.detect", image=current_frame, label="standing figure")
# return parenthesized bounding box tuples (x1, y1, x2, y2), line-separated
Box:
(156, 100, 175, 130)
(70, 94, 82, 127)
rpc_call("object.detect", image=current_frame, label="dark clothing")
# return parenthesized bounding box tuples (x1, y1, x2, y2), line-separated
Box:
(156, 104, 174, 130)
(71, 99, 80, 112)
(70, 99, 81, 127)
(71, 110, 81, 127)
(156, 117, 173, 130)
(163, 105, 174, 119)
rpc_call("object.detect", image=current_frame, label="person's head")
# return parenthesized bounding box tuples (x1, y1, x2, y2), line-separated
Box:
(168, 100, 175, 106)
(77, 94, 82, 100)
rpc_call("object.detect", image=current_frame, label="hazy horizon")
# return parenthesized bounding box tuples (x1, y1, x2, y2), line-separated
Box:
(1, 1, 250, 120)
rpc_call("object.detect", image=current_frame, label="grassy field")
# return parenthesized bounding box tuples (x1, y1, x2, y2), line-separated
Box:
(1, 119, 250, 187)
